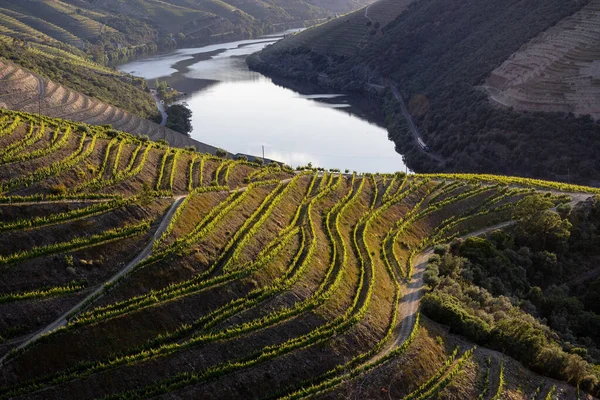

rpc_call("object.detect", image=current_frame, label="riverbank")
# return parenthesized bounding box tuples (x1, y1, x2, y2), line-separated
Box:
(118, 36, 406, 172)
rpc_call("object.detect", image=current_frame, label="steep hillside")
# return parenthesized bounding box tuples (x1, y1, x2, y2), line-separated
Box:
(0, 0, 372, 59)
(250, 0, 600, 186)
(0, 0, 373, 122)
(0, 59, 215, 152)
(257, 0, 414, 58)
(0, 109, 599, 398)
(0, 34, 158, 119)
(484, 0, 600, 119)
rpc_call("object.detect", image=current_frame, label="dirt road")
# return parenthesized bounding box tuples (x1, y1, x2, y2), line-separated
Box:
(389, 84, 444, 164)
(0, 196, 187, 365)
(152, 93, 167, 126)
(372, 220, 516, 363)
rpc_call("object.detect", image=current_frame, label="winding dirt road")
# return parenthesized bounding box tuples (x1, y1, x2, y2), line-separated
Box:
(364, 4, 373, 22)
(373, 192, 594, 361)
(372, 220, 516, 363)
(152, 93, 167, 126)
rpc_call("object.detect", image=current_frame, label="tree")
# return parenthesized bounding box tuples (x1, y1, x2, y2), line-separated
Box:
(512, 195, 553, 222)
(513, 195, 572, 252)
(165, 103, 193, 136)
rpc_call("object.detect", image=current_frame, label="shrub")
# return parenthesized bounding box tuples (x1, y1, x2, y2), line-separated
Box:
(433, 244, 448, 255)
(216, 149, 228, 158)
(106, 129, 119, 138)
(49, 184, 67, 196)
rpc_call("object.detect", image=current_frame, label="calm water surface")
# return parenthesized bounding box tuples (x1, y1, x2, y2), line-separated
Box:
(119, 34, 406, 173)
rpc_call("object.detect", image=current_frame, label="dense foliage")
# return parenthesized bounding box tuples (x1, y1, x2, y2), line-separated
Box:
(165, 104, 193, 136)
(422, 194, 600, 393)
(362, 0, 600, 184)
(253, 0, 600, 185)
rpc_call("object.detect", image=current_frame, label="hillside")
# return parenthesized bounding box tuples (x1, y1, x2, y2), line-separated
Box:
(0, 0, 373, 63)
(0, 59, 216, 153)
(257, 0, 414, 58)
(483, 0, 600, 119)
(0, 0, 373, 125)
(0, 109, 599, 398)
(0, 33, 158, 120)
(250, 0, 600, 186)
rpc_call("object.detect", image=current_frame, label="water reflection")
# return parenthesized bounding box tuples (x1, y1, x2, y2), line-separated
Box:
(118, 34, 407, 173)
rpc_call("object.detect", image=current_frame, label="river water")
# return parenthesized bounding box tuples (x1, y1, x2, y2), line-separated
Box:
(118, 33, 406, 173)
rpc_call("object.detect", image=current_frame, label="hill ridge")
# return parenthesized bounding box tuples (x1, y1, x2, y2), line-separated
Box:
(0, 59, 217, 153)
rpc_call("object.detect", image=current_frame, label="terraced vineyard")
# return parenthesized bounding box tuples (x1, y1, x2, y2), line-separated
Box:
(0, 60, 215, 153)
(0, 109, 597, 399)
(0, 0, 112, 48)
(484, 0, 600, 119)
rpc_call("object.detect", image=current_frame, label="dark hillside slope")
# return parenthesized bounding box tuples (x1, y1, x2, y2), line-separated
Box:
(254, 0, 414, 59)
(71, 0, 372, 43)
(252, 0, 600, 185)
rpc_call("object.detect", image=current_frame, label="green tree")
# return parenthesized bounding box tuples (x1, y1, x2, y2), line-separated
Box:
(165, 104, 193, 135)
(513, 195, 571, 252)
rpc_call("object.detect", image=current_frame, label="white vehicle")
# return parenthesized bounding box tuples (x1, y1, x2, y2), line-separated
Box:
(417, 137, 430, 152)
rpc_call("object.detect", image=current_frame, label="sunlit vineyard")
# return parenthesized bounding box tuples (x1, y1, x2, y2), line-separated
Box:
(0, 109, 597, 399)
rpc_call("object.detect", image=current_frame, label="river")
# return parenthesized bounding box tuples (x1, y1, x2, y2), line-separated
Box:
(118, 32, 407, 173)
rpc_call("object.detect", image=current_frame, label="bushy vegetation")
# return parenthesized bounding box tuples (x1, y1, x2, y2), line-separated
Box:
(422, 194, 600, 393)
(254, 0, 600, 185)
(165, 103, 193, 136)
(357, 0, 599, 184)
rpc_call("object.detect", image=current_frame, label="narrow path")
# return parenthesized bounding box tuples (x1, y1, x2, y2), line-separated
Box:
(389, 84, 444, 164)
(0, 196, 187, 365)
(364, 4, 373, 22)
(485, 353, 502, 400)
(0, 182, 261, 206)
(372, 220, 516, 362)
(0, 199, 109, 206)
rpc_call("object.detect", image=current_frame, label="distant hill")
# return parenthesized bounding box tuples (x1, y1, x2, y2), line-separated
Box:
(0, 59, 217, 153)
(0, 109, 599, 399)
(250, 0, 600, 186)
(258, 0, 415, 57)
(0, 0, 374, 139)
(0, 0, 374, 63)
